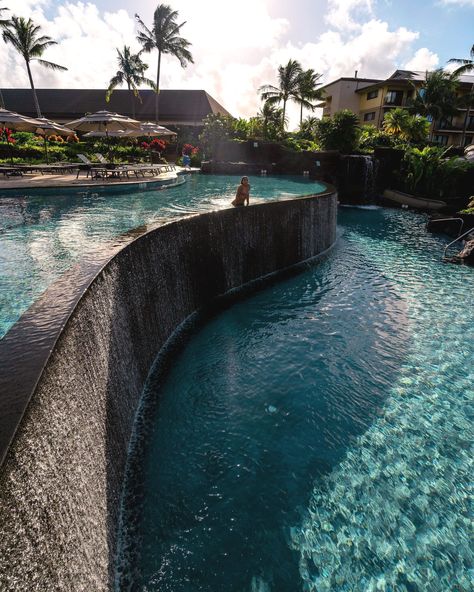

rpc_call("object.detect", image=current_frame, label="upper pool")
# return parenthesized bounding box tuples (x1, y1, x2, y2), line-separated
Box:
(0, 174, 325, 338)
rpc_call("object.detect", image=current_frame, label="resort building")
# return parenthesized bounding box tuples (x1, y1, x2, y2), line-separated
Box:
(0, 88, 232, 127)
(319, 70, 474, 147)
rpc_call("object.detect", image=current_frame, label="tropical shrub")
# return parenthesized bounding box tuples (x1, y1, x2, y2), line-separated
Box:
(199, 113, 236, 157)
(382, 108, 430, 144)
(401, 146, 473, 198)
(359, 125, 397, 150)
(314, 110, 360, 153)
(297, 116, 319, 141)
(460, 197, 474, 214)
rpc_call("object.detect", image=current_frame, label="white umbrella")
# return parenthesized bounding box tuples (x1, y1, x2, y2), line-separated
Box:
(67, 110, 141, 160)
(83, 130, 136, 138)
(35, 117, 74, 163)
(83, 123, 175, 139)
(67, 110, 141, 135)
(136, 122, 175, 137)
(0, 108, 44, 163)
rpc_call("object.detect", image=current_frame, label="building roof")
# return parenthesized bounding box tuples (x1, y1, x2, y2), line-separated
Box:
(356, 69, 474, 92)
(0, 89, 232, 124)
(318, 76, 381, 93)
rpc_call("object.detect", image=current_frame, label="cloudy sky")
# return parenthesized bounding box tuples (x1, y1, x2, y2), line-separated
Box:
(1, 0, 473, 128)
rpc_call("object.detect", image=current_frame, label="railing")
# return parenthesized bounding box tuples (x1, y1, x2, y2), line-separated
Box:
(443, 226, 474, 259)
(429, 217, 465, 237)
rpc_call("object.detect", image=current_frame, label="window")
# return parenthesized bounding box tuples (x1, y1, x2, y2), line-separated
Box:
(367, 90, 378, 100)
(433, 135, 448, 146)
(467, 115, 474, 130)
(438, 117, 454, 130)
(363, 112, 376, 121)
(464, 136, 473, 147)
(384, 90, 404, 106)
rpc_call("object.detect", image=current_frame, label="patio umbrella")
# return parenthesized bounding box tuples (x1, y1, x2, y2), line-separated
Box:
(83, 123, 175, 161)
(67, 110, 141, 137)
(0, 108, 43, 163)
(35, 117, 74, 163)
(124, 123, 176, 162)
(67, 110, 141, 160)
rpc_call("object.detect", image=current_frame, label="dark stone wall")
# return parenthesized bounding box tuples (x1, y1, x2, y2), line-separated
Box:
(0, 192, 337, 591)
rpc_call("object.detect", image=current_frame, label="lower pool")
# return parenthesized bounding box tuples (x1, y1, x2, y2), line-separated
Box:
(0, 174, 322, 338)
(119, 207, 473, 591)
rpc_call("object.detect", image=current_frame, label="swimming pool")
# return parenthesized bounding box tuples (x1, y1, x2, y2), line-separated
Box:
(0, 175, 324, 338)
(118, 207, 473, 591)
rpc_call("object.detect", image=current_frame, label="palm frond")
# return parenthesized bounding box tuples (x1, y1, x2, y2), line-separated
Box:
(35, 58, 67, 71)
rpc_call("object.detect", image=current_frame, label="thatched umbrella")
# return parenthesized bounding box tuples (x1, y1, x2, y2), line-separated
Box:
(35, 118, 74, 163)
(0, 108, 43, 163)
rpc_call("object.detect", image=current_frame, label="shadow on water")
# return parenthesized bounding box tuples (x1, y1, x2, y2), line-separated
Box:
(116, 224, 412, 591)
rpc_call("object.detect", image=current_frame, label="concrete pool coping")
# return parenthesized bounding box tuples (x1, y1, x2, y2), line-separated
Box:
(0, 183, 336, 468)
(0, 166, 199, 195)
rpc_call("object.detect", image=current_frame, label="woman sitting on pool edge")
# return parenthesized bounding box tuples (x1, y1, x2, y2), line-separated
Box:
(232, 176, 250, 207)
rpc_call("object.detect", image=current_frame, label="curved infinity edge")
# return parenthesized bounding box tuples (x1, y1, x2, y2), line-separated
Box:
(0, 188, 337, 591)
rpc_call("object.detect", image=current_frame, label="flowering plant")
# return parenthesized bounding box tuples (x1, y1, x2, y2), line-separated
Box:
(141, 138, 167, 152)
(2, 128, 16, 144)
(182, 143, 198, 156)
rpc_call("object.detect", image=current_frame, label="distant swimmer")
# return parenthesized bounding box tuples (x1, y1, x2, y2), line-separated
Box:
(232, 176, 250, 207)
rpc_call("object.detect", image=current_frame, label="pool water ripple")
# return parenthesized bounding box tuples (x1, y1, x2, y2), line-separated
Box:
(116, 209, 466, 591)
(292, 209, 474, 592)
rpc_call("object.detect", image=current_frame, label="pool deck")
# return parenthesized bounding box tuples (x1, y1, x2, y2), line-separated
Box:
(0, 166, 199, 192)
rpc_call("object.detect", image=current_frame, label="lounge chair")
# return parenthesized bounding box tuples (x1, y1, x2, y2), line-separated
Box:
(76, 154, 109, 180)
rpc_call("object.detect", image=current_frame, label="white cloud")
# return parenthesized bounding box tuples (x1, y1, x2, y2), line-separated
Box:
(326, 0, 374, 30)
(404, 48, 439, 71)
(0, 0, 441, 129)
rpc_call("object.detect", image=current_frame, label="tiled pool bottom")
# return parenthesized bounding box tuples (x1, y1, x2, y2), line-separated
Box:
(0, 174, 323, 338)
(119, 208, 473, 591)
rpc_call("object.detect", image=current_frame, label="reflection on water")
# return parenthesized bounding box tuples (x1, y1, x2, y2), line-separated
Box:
(0, 175, 323, 337)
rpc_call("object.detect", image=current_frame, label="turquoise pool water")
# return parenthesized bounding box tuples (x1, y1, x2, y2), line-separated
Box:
(0, 175, 323, 338)
(119, 207, 473, 591)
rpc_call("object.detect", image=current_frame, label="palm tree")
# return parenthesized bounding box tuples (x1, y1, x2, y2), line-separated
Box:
(1, 16, 67, 117)
(383, 108, 429, 144)
(135, 4, 193, 123)
(295, 69, 323, 125)
(409, 69, 459, 141)
(258, 100, 284, 139)
(298, 115, 319, 140)
(106, 46, 155, 118)
(259, 59, 303, 131)
(448, 44, 474, 147)
(383, 108, 412, 139)
(0, 6, 8, 108)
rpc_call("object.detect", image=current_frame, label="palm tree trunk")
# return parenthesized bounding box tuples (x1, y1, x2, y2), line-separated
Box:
(128, 82, 135, 119)
(282, 99, 286, 131)
(460, 83, 474, 147)
(25, 60, 42, 118)
(155, 50, 162, 123)
(300, 102, 303, 125)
